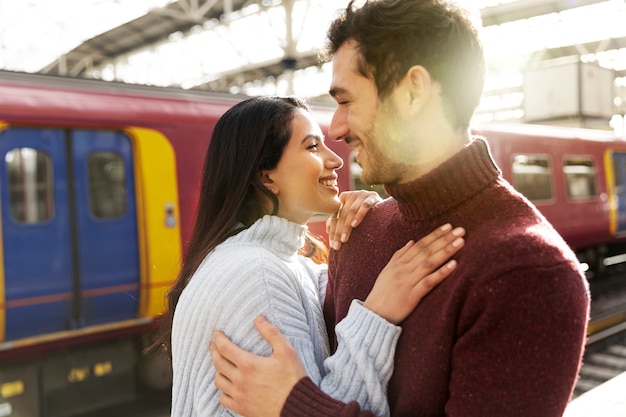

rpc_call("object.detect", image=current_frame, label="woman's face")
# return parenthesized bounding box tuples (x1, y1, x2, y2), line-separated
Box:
(263, 108, 343, 224)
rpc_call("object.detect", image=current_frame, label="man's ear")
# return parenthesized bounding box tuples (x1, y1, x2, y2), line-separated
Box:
(406, 65, 432, 110)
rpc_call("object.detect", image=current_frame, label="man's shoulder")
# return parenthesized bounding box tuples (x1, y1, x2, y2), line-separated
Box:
(329, 197, 399, 266)
(363, 196, 397, 223)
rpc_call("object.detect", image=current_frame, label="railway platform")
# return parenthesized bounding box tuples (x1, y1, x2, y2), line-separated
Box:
(564, 370, 626, 417)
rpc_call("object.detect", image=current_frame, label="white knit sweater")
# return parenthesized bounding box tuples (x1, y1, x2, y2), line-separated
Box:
(171, 215, 400, 417)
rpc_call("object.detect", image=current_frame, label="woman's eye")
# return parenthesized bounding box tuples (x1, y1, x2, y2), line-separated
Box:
(307, 143, 319, 150)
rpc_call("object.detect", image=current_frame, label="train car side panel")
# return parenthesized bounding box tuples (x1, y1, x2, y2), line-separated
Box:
(476, 126, 620, 252)
(0, 362, 40, 417)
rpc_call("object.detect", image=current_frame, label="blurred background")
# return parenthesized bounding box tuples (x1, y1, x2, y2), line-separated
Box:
(2, 2, 626, 417)
(1, 0, 626, 131)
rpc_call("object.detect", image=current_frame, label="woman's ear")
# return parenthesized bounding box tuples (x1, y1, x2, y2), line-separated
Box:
(260, 171, 279, 195)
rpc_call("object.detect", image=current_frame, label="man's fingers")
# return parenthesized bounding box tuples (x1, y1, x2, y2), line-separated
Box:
(212, 343, 240, 408)
(211, 330, 260, 381)
(210, 340, 239, 385)
(213, 367, 233, 390)
(253, 315, 291, 357)
(210, 319, 305, 417)
(213, 331, 246, 364)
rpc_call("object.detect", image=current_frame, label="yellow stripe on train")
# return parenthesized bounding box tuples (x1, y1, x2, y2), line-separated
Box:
(604, 149, 618, 237)
(126, 127, 181, 318)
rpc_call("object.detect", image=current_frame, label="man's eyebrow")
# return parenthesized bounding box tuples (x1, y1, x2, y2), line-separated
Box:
(329, 87, 346, 97)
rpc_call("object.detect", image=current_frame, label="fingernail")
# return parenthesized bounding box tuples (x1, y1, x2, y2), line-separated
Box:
(341, 233, 347, 243)
(351, 220, 358, 227)
(452, 227, 464, 236)
(452, 237, 464, 247)
(441, 223, 452, 231)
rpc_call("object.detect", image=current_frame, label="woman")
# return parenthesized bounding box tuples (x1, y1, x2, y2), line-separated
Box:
(160, 96, 464, 416)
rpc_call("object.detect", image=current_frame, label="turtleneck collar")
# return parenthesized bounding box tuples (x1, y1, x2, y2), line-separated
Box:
(228, 215, 308, 260)
(383, 137, 501, 221)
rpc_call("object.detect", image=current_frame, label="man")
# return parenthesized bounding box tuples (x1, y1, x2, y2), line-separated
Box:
(210, 1, 590, 416)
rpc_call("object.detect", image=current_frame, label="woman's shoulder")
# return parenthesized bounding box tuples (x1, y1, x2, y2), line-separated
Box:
(190, 243, 304, 294)
(201, 244, 283, 275)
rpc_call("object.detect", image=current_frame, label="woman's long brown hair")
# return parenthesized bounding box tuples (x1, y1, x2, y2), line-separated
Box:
(151, 96, 326, 357)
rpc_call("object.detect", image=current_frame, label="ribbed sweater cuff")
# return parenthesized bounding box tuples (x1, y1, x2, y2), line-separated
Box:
(281, 377, 352, 417)
(337, 300, 401, 368)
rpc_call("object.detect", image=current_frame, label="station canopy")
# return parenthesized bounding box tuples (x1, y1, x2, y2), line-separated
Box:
(1, 0, 626, 124)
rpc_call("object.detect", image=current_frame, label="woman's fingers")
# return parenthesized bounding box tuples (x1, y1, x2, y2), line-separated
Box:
(396, 226, 465, 271)
(327, 191, 381, 250)
(363, 223, 465, 324)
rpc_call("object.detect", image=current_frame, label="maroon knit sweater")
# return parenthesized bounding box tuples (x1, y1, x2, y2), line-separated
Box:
(282, 138, 590, 417)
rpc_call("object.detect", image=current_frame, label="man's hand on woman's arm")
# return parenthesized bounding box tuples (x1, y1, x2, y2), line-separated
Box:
(212, 319, 380, 417)
(210, 223, 465, 416)
(210, 315, 306, 417)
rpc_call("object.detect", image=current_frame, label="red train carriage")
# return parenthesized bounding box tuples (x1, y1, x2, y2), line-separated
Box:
(1, 70, 625, 416)
(473, 123, 626, 275)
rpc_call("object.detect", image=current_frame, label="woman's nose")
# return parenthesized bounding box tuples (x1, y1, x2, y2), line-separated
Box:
(326, 148, 343, 170)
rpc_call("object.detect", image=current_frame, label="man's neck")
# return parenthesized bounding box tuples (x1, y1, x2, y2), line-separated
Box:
(398, 130, 469, 184)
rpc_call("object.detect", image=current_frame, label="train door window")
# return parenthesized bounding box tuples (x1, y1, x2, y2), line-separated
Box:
(511, 154, 553, 201)
(87, 151, 127, 218)
(4, 147, 54, 223)
(563, 157, 596, 200)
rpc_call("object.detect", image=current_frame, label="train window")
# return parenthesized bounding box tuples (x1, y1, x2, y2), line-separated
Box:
(87, 152, 127, 218)
(5, 147, 54, 223)
(511, 154, 553, 201)
(350, 151, 388, 198)
(563, 157, 596, 200)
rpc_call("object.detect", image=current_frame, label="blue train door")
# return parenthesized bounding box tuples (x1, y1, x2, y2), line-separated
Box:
(610, 151, 626, 236)
(0, 127, 139, 341)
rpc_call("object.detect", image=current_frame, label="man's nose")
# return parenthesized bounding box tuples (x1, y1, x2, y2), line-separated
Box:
(329, 108, 349, 142)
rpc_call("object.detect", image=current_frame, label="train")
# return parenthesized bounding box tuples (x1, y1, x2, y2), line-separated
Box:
(0, 70, 625, 416)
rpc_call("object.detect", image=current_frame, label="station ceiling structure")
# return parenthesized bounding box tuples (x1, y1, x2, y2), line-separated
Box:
(41, 0, 327, 89)
(2, 0, 626, 127)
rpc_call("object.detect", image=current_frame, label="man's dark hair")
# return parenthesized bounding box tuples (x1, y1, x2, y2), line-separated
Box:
(326, 0, 485, 129)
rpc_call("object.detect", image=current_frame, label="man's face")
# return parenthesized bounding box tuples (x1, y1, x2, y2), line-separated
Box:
(328, 41, 411, 186)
